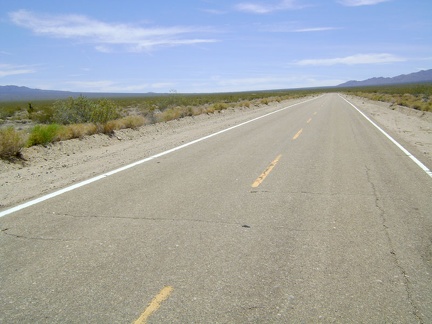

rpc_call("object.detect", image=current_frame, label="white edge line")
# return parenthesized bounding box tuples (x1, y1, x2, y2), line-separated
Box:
(338, 94, 432, 179)
(0, 95, 323, 218)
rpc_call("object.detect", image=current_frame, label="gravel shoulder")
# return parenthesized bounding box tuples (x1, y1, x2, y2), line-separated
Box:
(1, 94, 431, 209)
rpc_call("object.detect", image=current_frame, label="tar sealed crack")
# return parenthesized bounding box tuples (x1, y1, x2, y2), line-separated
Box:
(365, 166, 423, 323)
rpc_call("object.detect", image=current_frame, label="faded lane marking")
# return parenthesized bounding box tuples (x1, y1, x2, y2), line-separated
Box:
(313, 112, 317, 115)
(252, 155, 282, 188)
(307, 118, 312, 124)
(134, 286, 173, 324)
(293, 128, 303, 140)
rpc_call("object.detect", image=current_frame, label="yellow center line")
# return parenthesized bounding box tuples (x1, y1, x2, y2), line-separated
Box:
(292, 128, 303, 140)
(252, 154, 282, 188)
(134, 286, 173, 324)
(307, 118, 312, 124)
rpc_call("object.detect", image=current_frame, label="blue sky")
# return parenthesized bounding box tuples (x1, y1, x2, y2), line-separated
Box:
(1, 0, 431, 93)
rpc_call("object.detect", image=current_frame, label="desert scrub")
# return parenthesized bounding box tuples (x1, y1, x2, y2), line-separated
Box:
(212, 102, 228, 112)
(156, 106, 192, 122)
(260, 98, 270, 105)
(27, 124, 63, 146)
(0, 127, 26, 158)
(65, 123, 98, 139)
(120, 115, 146, 129)
(52, 96, 122, 124)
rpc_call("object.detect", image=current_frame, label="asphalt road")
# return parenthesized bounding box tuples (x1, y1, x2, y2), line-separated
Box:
(1, 94, 431, 323)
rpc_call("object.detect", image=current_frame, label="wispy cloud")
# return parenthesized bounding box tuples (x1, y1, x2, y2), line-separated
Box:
(9, 10, 217, 52)
(235, 0, 303, 14)
(0, 63, 36, 77)
(65, 80, 174, 92)
(292, 27, 339, 32)
(295, 53, 405, 66)
(257, 22, 340, 33)
(338, 0, 391, 6)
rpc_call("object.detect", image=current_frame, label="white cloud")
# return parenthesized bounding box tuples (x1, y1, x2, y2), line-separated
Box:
(292, 27, 339, 32)
(235, 0, 302, 14)
(0, 63, 36, 77)
(338, 0, 390, 6)
(65, 80, 176, 92)
(9, 10, 217, 52)
(295, 53, 405, 66)
(257, 22, 340, 33)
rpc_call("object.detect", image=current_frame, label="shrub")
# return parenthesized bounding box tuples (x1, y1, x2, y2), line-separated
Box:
(66, 123, 98, 139)
(241, 101, 251, 108)
(52, 96, 121, 124)
(212, 102, 228, 111)
(28, 124, 62, 146)
(121, 115, 146, 129)
(0, 127, 26, 158)
(29, 106, 54, 123)
(156, 108, 182, 122)
(102, 120, 122, 134)
(91, 98, 122, 124)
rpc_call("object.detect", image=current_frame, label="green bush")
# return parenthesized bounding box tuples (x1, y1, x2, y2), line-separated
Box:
(0, 127, 26, 158)
(28, 124, 62, 146)
(52, 96, 121, 124)
(91, 98, 122, 123)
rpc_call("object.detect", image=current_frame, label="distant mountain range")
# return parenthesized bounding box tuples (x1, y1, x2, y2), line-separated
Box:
(0, 85, 158, 102)
(338, 69, 432, 87)
(1, 69, 431, 101)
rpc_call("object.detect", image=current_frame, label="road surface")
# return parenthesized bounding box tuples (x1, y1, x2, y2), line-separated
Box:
(1, 93, 431, 323)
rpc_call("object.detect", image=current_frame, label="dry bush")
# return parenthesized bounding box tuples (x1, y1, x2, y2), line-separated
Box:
(121, 115, 146, 129)
(260, 98, 270, 105)
(212, 102, 228, 112)
(66, 123, 98, 139)
(191, 106, 204, 116)
(241, 101, 251, 108)
(0, 127, 26, 158)
(102, 120, 123, 134)
(156, 107, 183, 122)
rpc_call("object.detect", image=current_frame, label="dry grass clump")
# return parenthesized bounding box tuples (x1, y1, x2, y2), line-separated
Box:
(102, 115, 147, 134)
(155, 107, 193, 122)
(65, 123, 99, 139)
(121, 115, 147, 129)
(212, 102, 229, 112)
(240, 101, 251, 108)
(0, 127, 26, 158)
(260, 98, 270, 105)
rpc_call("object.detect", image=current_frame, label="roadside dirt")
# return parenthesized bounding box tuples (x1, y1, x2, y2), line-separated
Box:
(1, 94, 431, 209)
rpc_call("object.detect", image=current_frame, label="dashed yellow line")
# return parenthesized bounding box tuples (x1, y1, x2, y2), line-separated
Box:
(134, 286, 173, 324)
(307, 118, 312, 124)
(252, 154, 282, 188)
(292, 128, 303, 140)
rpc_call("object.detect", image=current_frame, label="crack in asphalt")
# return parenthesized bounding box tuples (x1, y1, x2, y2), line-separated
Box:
(56, 212, 243, 226)
(1, 227, 77, 242)
(364, 166, 423, 324)
(250, 190, 374, 197)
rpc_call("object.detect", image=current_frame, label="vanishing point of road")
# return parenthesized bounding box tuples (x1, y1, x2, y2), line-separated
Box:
(1, 94, 431, 323)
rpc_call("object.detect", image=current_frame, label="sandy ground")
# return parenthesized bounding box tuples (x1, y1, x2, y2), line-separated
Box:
(1, 94, 431, 209)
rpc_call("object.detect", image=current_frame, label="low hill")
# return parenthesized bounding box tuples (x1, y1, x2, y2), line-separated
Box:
(338, 69, 432, 87)
(0, 85, 158, 102)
